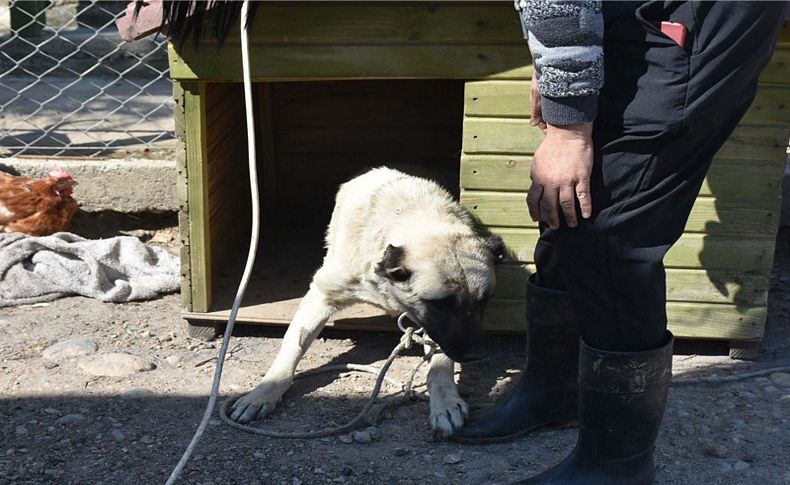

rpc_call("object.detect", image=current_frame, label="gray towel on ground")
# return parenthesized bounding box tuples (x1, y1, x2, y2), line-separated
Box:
(0, 232, 179, 307)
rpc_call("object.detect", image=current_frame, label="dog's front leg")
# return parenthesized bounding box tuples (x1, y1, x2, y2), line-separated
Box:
(426, 348, 469, 438)
(230, 286, 337, 423)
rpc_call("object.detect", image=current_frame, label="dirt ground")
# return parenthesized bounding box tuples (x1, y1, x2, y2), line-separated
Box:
(2, 217, 790, 485)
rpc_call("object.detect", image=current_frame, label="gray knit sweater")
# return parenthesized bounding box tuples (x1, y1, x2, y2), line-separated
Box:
(515, 0, 603, 125)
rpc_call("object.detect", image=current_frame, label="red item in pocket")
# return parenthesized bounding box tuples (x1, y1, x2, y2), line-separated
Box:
(660, 21, 687, 47)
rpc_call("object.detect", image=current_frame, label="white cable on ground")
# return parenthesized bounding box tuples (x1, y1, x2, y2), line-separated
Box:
(164, 1, 259, 483)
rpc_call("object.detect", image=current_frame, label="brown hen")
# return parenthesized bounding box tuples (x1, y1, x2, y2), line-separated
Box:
(0, 168, 78, 236)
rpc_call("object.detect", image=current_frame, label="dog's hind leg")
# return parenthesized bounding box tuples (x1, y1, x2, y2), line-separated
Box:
(426, 350, 469, 438)
(230, 284, 338, 423)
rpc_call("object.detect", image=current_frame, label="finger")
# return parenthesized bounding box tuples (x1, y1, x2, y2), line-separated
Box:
(559, 185, 577, 228)
(526, 184, 543, 222)
(537, 120, 548, 134)
(576, 178, 592, 219)
(540, 185, 560, 230)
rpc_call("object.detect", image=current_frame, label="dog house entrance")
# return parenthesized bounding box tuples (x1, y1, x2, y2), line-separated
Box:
(184, 79, 465, 330)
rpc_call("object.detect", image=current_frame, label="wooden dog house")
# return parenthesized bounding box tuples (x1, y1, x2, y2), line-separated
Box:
(170, 2, 790, 358)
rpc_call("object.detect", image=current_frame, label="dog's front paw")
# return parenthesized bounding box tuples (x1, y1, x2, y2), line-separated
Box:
(429, 394, 469, 438)
(230, 388, 280, 423)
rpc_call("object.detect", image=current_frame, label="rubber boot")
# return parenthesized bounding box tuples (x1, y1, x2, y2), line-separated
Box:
(452, 275, 579, 443)
(517, 331, 674, 484)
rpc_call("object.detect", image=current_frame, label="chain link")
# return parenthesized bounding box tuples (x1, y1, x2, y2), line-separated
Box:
(0, 1, 174, 159)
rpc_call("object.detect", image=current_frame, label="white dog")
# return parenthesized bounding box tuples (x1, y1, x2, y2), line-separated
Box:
(230, 167, 503, 436)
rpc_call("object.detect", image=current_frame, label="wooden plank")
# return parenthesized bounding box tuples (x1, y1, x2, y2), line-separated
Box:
(493, 264, 768, 306)
(461, 191, 781, 234)
(482, 299, 765, 340)
(168, 43, 532, 81)
(761, 47, 790, 85)
(713, 124, 788, 160)
(493, 227, 777, 271)
(741, 85, 790, 125)
(216, 2, 525, 45)
(462, 118, 543, 155)
(465, 80, 532, 118)
(460, 155, 785, 197)
(460, 121, 787, 159)
(183, 82, 212, 313)
(465, 81, 790, 124)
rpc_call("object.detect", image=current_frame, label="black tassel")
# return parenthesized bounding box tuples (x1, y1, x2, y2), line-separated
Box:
(133, 0, 261, 48)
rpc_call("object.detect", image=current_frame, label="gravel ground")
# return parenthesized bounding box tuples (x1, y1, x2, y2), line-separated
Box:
(1, 222, 789, 485)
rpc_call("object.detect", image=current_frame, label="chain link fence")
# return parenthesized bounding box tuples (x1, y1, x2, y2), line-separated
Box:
(0, 0, 175, 159)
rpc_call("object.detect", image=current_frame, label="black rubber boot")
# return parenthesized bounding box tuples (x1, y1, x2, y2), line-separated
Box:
(452, 276, 579, 444)
(517, 331, 674, 484)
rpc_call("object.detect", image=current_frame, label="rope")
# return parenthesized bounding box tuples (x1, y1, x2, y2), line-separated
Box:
(218, 327, 434, 438)
(164, 2, 260, 483)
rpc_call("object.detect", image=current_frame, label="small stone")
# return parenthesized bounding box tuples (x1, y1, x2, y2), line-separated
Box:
(338, 434, 354, 444)
(139, 435, 155, 444)
(733, 460, 750, 471)
(352, 430, 371, 444)
(365, 426, 380, 439)
(769, 372, 790, 388)
(253, 451, 265, 459)
(119, 388, 154, 399)
(393, 447, 409, 457)
(165, 355, 181, 366)
(43, 408, 60, 415)
(55, 414, 86, 426)
(208, 419, 221, 426)
(678, 423, 695, 436)
(42, 338, 98, 362)
(718, 461, 733, 472)
(42, 360, 59, 369)
(443, 453, 463, 465)
(78, 353, 155, 377)
(110, 429, 126, 442)
(159, 335, 173, 342)
(704, 443, 729, 458)
(14, 425, 28, 436)
(467, 470, 490, 485)
(292, 478, 302, 485)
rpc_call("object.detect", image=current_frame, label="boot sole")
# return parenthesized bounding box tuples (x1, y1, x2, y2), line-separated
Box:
(450, 417, 578, 445)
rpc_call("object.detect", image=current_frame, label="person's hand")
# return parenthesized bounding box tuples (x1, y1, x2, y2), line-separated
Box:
(527, 122, 593, 229)
(529, 76, 547, 133)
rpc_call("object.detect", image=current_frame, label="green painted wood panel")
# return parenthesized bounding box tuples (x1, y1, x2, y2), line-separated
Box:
(211, 3, 525, 45)
(465, 81, 790, 124)
(484, 299, 766, 340)
(494, 264, 768, 306)
(183, 82, 212, 313)
(461, 191, 781, 234)
(169, 44, 533, 81)
(462, 118, 787, 160)
(460, 155, 785, 195)
(492, 227, 776, 271)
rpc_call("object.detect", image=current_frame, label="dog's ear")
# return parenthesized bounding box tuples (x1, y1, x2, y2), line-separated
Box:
(375, 244, 412, 282)
(484, 235, 507, 264)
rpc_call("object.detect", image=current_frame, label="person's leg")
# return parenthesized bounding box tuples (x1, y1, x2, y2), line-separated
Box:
(520, 2, 786, 482)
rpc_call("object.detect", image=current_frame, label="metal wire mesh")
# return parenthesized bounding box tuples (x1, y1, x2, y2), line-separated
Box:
(0, 0, 174, 159)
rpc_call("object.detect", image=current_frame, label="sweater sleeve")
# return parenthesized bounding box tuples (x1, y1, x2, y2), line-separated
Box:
(514, 0, 603, 125)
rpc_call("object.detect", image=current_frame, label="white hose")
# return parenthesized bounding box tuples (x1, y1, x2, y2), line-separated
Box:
(164, 1, 260, 482)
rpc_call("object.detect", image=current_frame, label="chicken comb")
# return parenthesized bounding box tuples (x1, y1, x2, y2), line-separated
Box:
(48, 168, 72, 179)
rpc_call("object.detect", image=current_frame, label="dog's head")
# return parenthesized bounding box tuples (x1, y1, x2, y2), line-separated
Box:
(376, 233, 505, 362)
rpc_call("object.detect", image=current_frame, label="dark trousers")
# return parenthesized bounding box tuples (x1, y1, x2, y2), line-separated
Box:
(534, 1, 787, 351)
